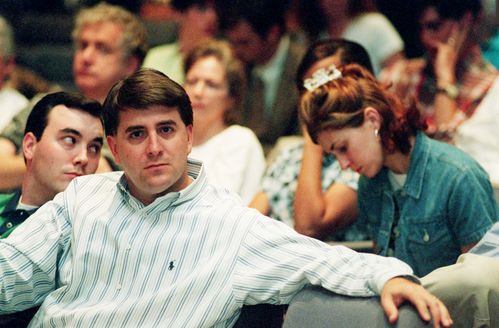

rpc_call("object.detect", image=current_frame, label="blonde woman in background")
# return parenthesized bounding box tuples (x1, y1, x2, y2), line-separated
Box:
(184, 39, 265, 204)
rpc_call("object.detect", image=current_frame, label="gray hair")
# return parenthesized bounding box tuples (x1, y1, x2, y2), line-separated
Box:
(72, 2, 148, 63)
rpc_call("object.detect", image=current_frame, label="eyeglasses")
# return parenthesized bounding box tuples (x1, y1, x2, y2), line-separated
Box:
(420, 19, 443, 31)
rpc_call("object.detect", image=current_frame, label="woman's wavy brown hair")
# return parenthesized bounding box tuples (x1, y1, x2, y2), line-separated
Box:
(300, 64, 426, 154)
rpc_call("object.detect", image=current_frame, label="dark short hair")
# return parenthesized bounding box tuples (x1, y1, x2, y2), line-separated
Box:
(297, 0, 377, 40)
(217, 0, 290, 38)
(103, 68, 193, 136)
(171, 0, 215, 12)
(296, 38, 374, 93)
(419, 0, 482, 20)
(25, 91, 103, 140)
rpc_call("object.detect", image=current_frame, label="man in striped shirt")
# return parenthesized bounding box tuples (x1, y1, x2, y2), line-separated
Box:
(0, 69, 451, 327)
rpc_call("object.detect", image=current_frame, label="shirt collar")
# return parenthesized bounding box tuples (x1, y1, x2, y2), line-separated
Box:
(1, 189, 23, 214)
(116, 159, 207, 213)
(403, 132, 429, 199)
(254, 35, 290, 83)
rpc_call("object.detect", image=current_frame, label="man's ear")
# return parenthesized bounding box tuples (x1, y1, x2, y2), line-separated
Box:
(126, 56, 141, 76)
(3, 57, 15, 78)
(266, 25, 281, 44)
(186, 124, 193, 154)
(107, 135, 121, 165)
(22, 132, 38, 162)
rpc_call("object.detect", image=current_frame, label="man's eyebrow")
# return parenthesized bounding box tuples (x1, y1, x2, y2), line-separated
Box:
(157, 120, 177, 126)
(124, 125, 145, 134)
(61, 128, 103, 145)
(124, 120, 178, 133)
(60, 128, 82, 137)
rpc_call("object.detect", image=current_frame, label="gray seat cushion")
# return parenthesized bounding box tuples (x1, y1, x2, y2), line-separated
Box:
(283, 286, 433, 328)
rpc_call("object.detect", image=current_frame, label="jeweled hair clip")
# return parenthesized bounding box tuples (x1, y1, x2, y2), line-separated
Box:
(303, 65, 342, 91)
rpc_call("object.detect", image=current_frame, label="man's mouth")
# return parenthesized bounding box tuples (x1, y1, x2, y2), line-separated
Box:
(64, 172, 82, 178)
(145, 163, 167, 170)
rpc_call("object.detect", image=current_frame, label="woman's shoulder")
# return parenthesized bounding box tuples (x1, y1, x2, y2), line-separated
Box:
(352, 12, 394, 27)
(221, 125, 262, 144)
(201, 125, 264, 159)
(424, 136, 488, 175)
(145, 42, 180, 57)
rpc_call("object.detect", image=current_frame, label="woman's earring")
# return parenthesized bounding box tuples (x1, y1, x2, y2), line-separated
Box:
(374, 129, 379, 137)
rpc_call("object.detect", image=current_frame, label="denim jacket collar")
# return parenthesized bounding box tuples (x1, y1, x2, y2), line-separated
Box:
(403, 132, 429, 200)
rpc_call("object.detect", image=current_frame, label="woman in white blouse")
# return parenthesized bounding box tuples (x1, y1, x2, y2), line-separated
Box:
(184, 39, 266, 204)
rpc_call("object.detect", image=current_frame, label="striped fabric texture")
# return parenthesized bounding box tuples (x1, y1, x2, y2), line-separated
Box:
(0, 160, 413, 327)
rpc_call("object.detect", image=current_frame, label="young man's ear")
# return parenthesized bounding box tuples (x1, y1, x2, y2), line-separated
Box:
(185, 124, 193, 154)
(265, 25, 281, 45)
(22, 132, 38, 162)
(106, 135, 121, 165)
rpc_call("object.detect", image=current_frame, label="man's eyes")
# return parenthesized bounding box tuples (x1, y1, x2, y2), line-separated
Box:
(76, 41, 114, 54)
(63, 136, 77, 145)
(127, 126, 175, 140)
(129, 130, 145, 139)
(96, 43, 113, 54)
(89, 144, 102, 155)
(159, 126, 174, 135)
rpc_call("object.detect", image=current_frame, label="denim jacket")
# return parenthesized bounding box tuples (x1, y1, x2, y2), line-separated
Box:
(358, 132, 497, 276)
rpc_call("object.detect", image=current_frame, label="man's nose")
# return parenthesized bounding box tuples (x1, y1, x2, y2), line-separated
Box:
(80, 46, 96, 61)
(146, 133, 162, 156)
(73, 147, 89, 166)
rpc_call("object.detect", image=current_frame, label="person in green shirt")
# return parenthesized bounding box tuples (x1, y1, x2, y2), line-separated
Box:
(0, 91, 104, 326)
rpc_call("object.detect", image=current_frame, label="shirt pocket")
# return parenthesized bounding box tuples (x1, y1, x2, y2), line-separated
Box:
(405, 215, 460, 275)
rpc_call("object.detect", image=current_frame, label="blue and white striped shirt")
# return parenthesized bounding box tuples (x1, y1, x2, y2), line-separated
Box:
(0, 160, 413, 327)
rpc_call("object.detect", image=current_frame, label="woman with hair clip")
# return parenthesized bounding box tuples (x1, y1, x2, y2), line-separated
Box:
(299, 63, 497, 277)
(249, 39, 373, 242)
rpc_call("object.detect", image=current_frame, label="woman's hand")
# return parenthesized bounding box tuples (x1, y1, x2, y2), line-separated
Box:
(433, 12, 472, 86)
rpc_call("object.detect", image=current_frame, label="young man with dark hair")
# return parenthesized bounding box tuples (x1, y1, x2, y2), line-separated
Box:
(0, 91, 103, 236)
(217, 0, 305, 152)
(0, 69, 451, 327)
(0, 91, 104, 326)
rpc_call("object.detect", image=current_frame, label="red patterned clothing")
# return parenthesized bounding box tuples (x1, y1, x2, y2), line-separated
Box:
(380, 47, 497, 137)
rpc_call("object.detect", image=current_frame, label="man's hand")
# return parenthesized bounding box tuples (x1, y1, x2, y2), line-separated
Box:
(381, 277, 452, 328)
